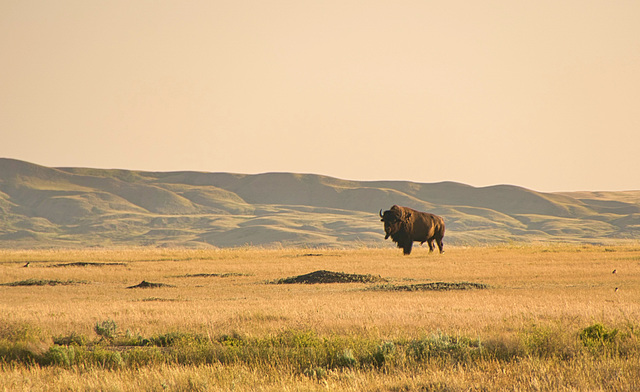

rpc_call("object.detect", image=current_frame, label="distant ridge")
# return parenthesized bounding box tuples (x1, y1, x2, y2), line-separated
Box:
(0, 158, 639, 248)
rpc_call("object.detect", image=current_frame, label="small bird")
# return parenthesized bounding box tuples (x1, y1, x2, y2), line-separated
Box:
(612, 269, 617, 274)
(615, 287, 619, 292)
(22, 262, 30, 268)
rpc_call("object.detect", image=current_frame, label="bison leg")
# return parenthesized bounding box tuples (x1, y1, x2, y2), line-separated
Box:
(436, 237, 444, 254)
(426, 240, 435, 253)
(402, 241, 413, 255)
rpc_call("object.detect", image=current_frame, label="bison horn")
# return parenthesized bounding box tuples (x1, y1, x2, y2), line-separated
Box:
(379, 209, 384, 218)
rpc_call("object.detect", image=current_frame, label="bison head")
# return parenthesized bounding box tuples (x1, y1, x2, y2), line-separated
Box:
(380, 206, 411, 240)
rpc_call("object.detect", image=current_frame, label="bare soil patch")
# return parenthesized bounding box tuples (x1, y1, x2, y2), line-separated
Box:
(369, 282, 489, 291)
(50, 262, 127, 267)
(1, 279, 88, 286)
(138, 297, 182, 302)
(172, 272, 250, 278)
(274, 270, 387, 284)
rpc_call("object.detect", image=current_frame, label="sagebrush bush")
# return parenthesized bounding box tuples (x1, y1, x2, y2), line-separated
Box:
(407, 331, 480, 364)
(94, 320, 118, 341)
(43, 345, 76, 367)
(371, 341, 396, 367)
(580, 324, 618, 347)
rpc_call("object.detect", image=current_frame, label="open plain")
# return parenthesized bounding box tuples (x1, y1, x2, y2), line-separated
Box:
(1, 244, 639, 391)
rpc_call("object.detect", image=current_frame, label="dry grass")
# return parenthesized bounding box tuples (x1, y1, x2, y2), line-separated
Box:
(1, 244, 640, 390)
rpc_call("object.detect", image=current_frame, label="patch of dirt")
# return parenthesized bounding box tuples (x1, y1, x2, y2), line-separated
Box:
(172, 272, 250, 278)
(1, 279, 88, 286)
(369, 282, 489, 292)
(274, 270, 387, 284)
(50, 262, 127, 267)
(126, 280, 175, 289)
(138, 297, 182, 302)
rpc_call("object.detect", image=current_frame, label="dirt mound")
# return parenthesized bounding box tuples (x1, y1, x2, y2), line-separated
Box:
(126, 280, 175, 289)
(275, 270, 387, 284)
(369, 282, 489, 292)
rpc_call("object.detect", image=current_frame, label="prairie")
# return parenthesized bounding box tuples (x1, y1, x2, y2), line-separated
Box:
(1, 244, 639, 391)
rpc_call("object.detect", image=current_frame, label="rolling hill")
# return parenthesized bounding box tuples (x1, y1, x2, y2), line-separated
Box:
(1, 158, 639, 248)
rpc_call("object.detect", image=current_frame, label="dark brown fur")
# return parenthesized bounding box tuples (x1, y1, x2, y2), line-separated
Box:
(380, 205, 445, 255)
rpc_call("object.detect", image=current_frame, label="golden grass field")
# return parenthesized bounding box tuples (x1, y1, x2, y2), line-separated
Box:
(1, 244, 639, 391)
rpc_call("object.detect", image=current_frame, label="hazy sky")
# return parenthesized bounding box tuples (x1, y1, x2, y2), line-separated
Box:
(2, 1, 639, 192)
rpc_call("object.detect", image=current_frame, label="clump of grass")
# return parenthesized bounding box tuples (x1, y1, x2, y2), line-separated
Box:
(0, 322, 50, 365)
(518, 323, 580, 359)
(1, 279, 88, 286)
(53, 332, 89, 346)
(0, 322, 47, 343)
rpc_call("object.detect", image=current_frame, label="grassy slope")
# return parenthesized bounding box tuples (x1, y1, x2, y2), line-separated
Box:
(0, 158, 639, 248)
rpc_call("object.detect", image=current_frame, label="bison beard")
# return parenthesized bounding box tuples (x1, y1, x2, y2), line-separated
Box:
(380, 205, 445, 255)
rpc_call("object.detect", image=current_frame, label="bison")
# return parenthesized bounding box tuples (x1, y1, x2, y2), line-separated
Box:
(379, 205, 445, 255)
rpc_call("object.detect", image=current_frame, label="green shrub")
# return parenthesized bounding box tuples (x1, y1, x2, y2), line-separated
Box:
(371, 341, 396, 367)
(408, 331, 479, 363)
(335, 348, 357, 368)
(580, 323, 618, 345)
(94, 320, 118, 341)
(43, 345, 75, 367)
(579, 323, 619, 354)
(149, 331, 208, 347)
(91, 347, 123, 369)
